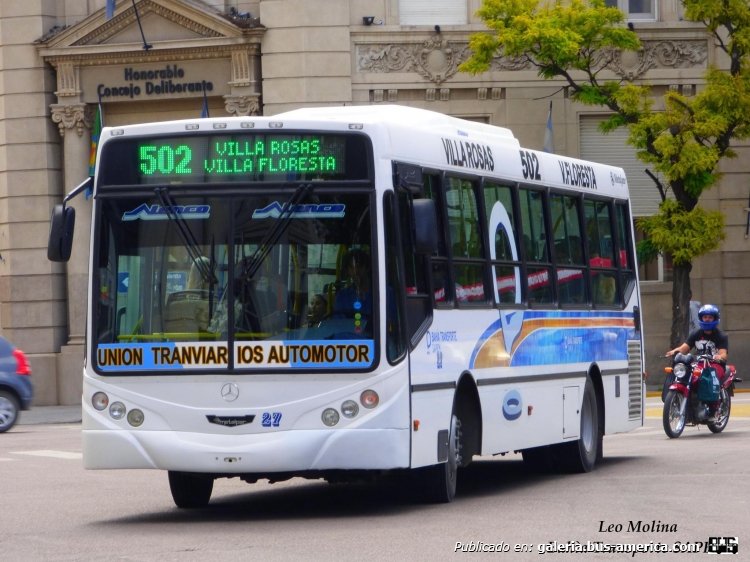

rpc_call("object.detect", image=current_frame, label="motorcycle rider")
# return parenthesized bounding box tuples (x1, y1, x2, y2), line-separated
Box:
(665, 304, 728, 419)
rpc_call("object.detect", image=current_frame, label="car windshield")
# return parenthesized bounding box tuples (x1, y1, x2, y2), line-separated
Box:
(93, 189, 375, 373)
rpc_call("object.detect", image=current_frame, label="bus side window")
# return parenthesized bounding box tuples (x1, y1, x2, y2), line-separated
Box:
(422, 173, 452, 305)
(445, 176, 487, 305)
(519, 188, 553, 305)
(397, 188, 432, 344)
(551, 194, 586, 305)
(615, 203, 637, 304)
(585, 199, 621, 307)
(483, 182, 521, 306)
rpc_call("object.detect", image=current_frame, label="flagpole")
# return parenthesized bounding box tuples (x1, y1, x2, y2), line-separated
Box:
(131, 0, 152, 50)
(201, 82, 210, 118)
(543, 100, 554, 153)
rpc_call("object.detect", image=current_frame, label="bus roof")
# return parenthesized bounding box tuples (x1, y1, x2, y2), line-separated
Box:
(98, 105, 628, 198)
(274, 105, 519, 147)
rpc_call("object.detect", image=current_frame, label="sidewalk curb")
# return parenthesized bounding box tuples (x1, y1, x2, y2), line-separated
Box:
(18, 405, 82, 426)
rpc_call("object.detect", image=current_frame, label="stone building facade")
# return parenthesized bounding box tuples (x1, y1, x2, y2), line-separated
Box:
(0, 0, 746, 404)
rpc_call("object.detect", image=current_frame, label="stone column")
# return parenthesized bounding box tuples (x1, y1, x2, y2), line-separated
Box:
(50, 102, 92, 404)
(224, 47, 262, 116)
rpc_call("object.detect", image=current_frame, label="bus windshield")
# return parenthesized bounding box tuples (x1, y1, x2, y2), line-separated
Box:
(93, 189, 375, 373)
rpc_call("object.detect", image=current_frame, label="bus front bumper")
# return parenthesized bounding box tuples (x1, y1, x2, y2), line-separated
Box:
(82, 426, 410, 473)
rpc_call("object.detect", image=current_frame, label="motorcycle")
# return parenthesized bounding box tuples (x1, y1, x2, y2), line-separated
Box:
(662, 353, 739, 438)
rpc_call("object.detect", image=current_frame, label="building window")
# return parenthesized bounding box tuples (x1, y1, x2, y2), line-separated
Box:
(399, 0, 468, 26)
(605, 0, 656, 21)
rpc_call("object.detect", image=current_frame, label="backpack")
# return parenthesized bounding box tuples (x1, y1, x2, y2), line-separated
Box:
(697, 367, 720, 402)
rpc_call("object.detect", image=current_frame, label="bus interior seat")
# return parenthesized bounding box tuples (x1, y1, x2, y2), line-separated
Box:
(164, 290, 210, 333)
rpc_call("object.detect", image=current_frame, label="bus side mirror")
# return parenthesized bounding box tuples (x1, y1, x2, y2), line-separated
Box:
(412, 199, 438, 255)
(47, 204, 75, 262)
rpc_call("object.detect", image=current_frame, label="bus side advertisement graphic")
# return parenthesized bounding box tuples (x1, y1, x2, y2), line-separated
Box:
(470, 311, 635, 369)
(96, 341, 374, 371)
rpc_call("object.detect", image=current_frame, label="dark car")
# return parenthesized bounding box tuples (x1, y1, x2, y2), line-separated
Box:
(0, 336, 32, 432)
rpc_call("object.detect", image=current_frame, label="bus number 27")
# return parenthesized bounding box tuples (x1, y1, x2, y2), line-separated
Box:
(262, 412, 282, 427)
(519, 150, 541, 181)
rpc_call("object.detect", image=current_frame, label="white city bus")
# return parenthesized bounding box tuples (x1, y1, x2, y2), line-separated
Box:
(48, 105, 644, 507)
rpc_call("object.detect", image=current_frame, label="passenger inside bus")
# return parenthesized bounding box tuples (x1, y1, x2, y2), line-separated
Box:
(333, 249, 372, 317)
(307, 293, 328, 326)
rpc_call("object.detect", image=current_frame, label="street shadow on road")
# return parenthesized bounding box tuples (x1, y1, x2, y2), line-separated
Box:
(454, 454, 639, 499)
(94, 479, 420, 524)
(92, 455, 642, 525)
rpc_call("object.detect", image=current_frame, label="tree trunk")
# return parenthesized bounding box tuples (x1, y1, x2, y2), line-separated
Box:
(670, 262, 693, 348)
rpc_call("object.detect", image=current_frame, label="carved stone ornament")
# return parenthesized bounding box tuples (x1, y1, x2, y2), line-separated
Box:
(50, 103, 88, 137)
(55, 61, 80, 97)
(358, 38, 707, 83)
(224, 95, 260, 116)
(357, 38, 471, 85)
(594, 40, 708, 80)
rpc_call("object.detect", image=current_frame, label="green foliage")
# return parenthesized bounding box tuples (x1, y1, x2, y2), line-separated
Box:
(462, 0, 750, 268)
(635, 237, 659, 267)
(461, 0, 640, 79)
(637, 200, 725, 266)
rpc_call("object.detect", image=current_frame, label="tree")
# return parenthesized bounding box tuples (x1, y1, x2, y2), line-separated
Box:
(460, 0, 750, 347)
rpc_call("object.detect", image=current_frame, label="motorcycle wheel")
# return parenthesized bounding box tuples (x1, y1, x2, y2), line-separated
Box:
(708, 391, 731, 434)
(663, 389, 686, 438)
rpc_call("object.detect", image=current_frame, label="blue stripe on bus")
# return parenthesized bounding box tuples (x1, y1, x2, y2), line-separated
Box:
(469, 310, 635, 369)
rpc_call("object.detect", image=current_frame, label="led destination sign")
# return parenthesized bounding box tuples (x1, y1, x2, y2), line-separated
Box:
(139, 138, 340, 176)
(98, 133, 368, 185)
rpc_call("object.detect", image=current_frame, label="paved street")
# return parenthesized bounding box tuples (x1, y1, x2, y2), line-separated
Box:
(3, 394, 748, 560)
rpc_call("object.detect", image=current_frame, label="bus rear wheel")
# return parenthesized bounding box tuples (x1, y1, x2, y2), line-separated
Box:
(557, 377, 600, 472)
(168, 471, 214, 508)
(522, 377, 600, 473)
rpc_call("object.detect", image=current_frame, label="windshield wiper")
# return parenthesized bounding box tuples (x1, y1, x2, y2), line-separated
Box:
(155, 187, 217, 285)
(240, 183, 313, 281)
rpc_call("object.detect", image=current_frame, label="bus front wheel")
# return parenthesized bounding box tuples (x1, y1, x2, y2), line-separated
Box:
(418, 413, 462, 503)
(168, 471, 214, 508)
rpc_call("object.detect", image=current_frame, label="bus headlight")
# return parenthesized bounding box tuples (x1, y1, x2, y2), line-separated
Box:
(341, 400, 359, 418)
(321, 408, 340, 427)
(360, 389, 379, 409)
(92, 392, 109, 411)
(127, 409, 145, 427)
(109, 401, 126, 420)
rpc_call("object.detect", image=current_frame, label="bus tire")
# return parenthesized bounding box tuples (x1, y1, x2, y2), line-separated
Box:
(168, 471, 214, 508)
(418, 413, 462, 503)
(557, 376, 600, 473)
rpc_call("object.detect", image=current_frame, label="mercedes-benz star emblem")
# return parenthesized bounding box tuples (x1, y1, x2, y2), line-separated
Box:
(220, 383, 240, 402)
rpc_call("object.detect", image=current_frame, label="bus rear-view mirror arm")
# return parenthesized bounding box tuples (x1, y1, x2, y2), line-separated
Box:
(47, 177, 91, 263)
